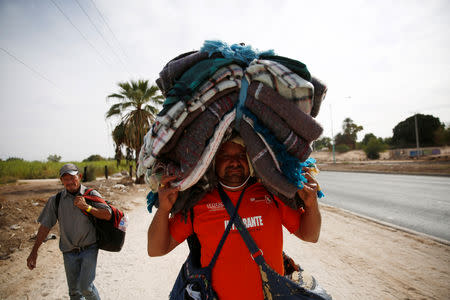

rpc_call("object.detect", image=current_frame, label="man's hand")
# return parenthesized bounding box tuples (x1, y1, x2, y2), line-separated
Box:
(26, 225, 50, 270)
(74, 195, 89, 211)
(295, 167, 321, 242)
(27, 251, 37, 270)
(74, 194, 111, 220)
(158, 175, 180, 213)
(297, 168, 319, 209)
(147, 175, 181, 257)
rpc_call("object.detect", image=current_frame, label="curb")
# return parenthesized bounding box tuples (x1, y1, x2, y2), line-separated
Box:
(318, 169, 450, 177)
(320, 203, 450, 246)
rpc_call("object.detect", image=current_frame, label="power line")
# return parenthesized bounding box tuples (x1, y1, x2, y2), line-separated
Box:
(49, 0, 111, 66)
(74, 0, 129, 74)
(89, 0, 130, 61)
(0, 47, 62, 92)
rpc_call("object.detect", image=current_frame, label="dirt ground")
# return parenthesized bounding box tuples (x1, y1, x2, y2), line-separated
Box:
(0, 175, 143, 261)
(0, 159, 449, 299)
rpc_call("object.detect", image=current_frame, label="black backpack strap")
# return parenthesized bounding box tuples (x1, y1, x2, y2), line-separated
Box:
(268, 191, 278, 208)
(218, 185, 266, 266)
(206, 184, 249, 269)
(190, 207, 194, 226)
(55, 191, 63, 219)
(186, 207, 201, 259)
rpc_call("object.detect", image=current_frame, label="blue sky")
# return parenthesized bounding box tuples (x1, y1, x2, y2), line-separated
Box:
(1, 0, 449, 161)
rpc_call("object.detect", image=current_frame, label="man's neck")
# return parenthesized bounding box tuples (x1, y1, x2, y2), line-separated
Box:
(66, 186, 81, 196)
(219, 176, 250, 191)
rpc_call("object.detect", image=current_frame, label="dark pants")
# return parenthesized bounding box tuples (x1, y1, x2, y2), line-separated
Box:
(63, 245, 100, 300)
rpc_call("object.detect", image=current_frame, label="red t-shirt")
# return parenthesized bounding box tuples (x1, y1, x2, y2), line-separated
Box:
(169, 182, 303, 299)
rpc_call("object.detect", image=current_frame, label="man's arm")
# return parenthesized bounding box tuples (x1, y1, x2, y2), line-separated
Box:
(294, 170, 322, 243)
(86, 204, 111, 220)
(147, 208, 180, 256)
(147, 175, 181, 257)
(27, 224, 51, 270)
(74, 196, 111, 220)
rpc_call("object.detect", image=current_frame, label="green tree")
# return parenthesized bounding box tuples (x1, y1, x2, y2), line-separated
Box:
(107, 80, 164, 183)
(47, 154, 61, 162)
(313, 137, 332, 151)
(83, 154, 105, 162)
(334, 133, 352, 148)
(6, 157, 24, 161)
(364, 137, 388, 159)
(392, 114, 443, 148)
(433, 124, 450, 146)
(334, 118, 363, 149)
(381, 137, 393, 147)
(112, 121, 126, 167)
(360, 133, 392, 149)
(361, 133, 377, 146)
(335, 144, 351, 153)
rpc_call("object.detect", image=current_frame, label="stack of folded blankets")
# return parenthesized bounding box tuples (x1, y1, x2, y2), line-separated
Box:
(138, 40, 327, 216)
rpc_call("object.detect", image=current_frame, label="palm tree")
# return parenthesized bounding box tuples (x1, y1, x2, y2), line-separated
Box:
(107, 79, 164, 182)
(112, 121, 126, 167)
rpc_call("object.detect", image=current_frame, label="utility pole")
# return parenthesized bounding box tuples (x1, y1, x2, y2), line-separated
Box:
(330, 104, 336, 164)
(414, 114, 420, 159)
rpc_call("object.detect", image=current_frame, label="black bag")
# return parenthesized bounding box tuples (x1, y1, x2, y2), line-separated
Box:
(55, 188, 126, 252)
(169, 252, 217, 300)
(218, 186, 332, 300)
(169, 185, 249, 300)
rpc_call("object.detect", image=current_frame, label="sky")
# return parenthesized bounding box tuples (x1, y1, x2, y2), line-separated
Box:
(1, 0, 449, 162)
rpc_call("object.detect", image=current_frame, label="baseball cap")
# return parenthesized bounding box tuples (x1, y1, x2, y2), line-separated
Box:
(59, 163, 79, 177)
(228, 135, 245, 148)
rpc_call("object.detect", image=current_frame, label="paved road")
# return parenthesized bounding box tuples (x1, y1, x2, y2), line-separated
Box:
(317, 171, 450, 241)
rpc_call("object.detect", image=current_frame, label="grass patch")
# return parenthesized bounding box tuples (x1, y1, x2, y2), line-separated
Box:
(0, 160, 136, 181)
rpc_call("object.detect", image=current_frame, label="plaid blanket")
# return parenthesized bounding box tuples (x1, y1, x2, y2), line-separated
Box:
(246, 59, 314, 114)
(190, 64, 242, 100)
(162, 58, 239, 108)
(173, 110, 236, 191)
(259, 54, 311, 81)
(310, 76, 328, 118)
(247, 81, 323, 142)
(239, 116, 299, 207)
(143, 110, 236, 194)
(140, 63, 243, 170)
(152, 63, 242, 136)
(142, 80, 240, 169)
(145, 94, 236, 186)
(244, 95, 312, 162)
(138, 41, 329, 207)
(159, 87, 239, 155)
(170, 93, 238, 176)
(156, 51, 209, 97)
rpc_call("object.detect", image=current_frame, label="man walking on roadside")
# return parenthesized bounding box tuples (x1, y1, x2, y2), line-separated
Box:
(147, 135, 322, 299)
(27, 163, 111, 300)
